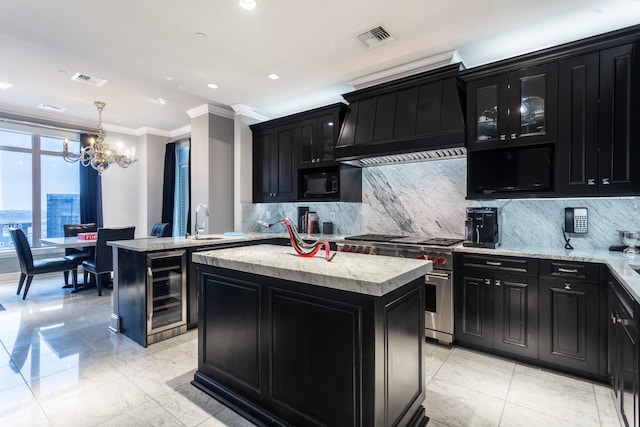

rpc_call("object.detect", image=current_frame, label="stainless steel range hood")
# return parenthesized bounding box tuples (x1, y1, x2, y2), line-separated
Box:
(335, 62, 466, 167)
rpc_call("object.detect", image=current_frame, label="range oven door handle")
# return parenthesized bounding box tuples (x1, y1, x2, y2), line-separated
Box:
(425, 271, 451, 280)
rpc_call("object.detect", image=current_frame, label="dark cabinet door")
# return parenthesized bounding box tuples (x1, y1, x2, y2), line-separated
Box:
(609, 274, 639, 427)
(598, 43, 639, 194)
(252, 126, 297, 202)
(466, 63, 557, 151)
(454, 268, 494, 349)
(508, 63, 558, 146)
(556, 52, 600, 195)
(252, 130, 274, 202)
(539, 277, 600, 374)
(466, 74, 509, 150)
(273, 126, 297, 201)
(298, 113, 341, 168)
(493, 272, 538, 359)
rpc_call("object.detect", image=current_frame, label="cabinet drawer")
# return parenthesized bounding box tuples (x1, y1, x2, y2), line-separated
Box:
(539, 260, 600, 282)
(456, 253, 538, 276)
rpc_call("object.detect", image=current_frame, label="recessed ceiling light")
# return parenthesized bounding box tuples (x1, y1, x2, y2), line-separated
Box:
(267, 73, 280, 80)
(0, 81, 13, 90)
(207, 83, 219, 89)
(239, 0, 257, 10)
(166, 76, 174, 81)
(157, 98, 168, 105)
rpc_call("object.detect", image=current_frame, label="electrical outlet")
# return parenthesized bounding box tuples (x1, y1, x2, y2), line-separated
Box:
(330, 212, 336, 221)
(265, 210, 271, 219)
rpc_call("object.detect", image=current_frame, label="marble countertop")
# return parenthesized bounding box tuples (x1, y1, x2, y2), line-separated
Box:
(192, 244, 432, 297)
(107, 232, 289, 251)
(455, 245, 640, 302)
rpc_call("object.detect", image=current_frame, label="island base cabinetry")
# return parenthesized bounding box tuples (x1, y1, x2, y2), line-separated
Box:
(192, 266, 428, 427)
(116, 249, 187, 347)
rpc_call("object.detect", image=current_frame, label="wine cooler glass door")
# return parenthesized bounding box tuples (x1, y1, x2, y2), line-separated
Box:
(147, 250, 187, 334)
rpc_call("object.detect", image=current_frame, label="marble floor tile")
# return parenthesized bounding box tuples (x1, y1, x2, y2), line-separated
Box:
(433, 346, 516, 400)
(506, 363, 601, 426)
(0, 276, 623, 427)
(425, 377, 506, 426)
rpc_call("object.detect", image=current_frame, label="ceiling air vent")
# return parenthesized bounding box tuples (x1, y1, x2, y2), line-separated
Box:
(355, 26, 394, 49)
(37, 103, 67, 113)
(70, 72, 108, 87)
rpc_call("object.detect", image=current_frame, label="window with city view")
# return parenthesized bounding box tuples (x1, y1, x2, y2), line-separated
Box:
(0, 128, 80, 250)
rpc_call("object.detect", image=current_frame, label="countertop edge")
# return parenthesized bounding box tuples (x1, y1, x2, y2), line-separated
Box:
(193, 244, 431, 297)
(455, 245, 640, 303)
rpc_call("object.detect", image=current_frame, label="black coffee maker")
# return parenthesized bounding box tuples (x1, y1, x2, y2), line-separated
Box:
(464, 207, 500, 248)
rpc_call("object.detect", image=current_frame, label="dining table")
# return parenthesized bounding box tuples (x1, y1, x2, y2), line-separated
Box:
(40, 236, 97, 249)
(40, 236, 97, 290)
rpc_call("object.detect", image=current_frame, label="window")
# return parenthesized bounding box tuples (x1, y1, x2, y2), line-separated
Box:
(172, 141, 190, 237)
(0, 128, 80, 250)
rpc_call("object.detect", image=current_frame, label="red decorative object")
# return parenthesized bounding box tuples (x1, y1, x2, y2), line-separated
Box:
(77, 232, 98, 240)
(280, 218, 336, 262)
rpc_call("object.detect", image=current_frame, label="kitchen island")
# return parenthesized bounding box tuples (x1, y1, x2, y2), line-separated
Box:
(192, 244, 431, 427)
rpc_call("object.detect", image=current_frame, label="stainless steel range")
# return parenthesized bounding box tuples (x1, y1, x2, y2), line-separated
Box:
(336, 234, 462, 345)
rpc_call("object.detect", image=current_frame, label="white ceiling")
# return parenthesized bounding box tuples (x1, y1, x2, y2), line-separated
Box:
(0, 0, 638, 134)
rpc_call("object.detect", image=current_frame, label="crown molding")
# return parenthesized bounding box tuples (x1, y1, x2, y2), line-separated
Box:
(231, 104, 272, 122)
(186, 103, 235, 120)
(0, 102, 192, 139)
(350, 50, 466, 90)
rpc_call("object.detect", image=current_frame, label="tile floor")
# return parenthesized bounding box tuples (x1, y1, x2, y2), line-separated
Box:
(0, 275, 622, 427)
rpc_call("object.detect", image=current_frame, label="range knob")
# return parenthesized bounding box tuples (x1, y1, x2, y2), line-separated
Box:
(363, 248, 371, 254)
(416, 254, 426, 260)
(427, 255, 435, 261)
(436, 256, 446, 265)
(354, 246, 362, 254)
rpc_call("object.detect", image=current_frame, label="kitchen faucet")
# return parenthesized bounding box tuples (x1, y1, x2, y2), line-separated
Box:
(195, 203, 209, 238)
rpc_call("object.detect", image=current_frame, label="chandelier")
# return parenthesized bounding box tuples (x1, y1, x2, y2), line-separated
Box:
(62, 101, 137, 175)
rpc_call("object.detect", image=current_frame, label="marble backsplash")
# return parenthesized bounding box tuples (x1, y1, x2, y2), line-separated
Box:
(241, 158, 640, 251)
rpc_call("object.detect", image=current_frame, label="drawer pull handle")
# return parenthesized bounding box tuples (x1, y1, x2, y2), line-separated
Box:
(495, 280, 502, 286)
(484, 278, 492, 285)
(486, 261, 502, 266)
(558, 268, 578, 274)
(564, 283, 572, 290)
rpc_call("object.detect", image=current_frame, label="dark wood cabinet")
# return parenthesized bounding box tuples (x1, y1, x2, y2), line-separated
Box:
(252, 125, 297, 202)
(194, 266, 427, 427)
(609, 272, 639, 427)
(454, 253, 538, 359)
(557, 43, 640, 196)
(251, 103, 351, 203)
(538, 260, 606, 376)
(298, 108, 345, 168)
(465, 63, 558, 151)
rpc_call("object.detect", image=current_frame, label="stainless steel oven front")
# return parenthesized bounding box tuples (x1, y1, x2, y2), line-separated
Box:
(424, 269, 453, 344)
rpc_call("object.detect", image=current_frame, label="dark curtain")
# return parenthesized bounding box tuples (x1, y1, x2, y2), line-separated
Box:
(79, 133, 103, 227)
(161, 142, 176, 229)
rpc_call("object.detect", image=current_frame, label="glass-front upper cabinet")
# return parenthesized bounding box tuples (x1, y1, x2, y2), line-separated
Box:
(298, 113, 340, 168)
(465, 63, 557, 151)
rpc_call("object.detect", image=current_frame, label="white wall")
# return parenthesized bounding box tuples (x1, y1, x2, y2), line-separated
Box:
(190, 111, 234, 234)
(101, 132, 141, 234)
(100, 130, 168, 237)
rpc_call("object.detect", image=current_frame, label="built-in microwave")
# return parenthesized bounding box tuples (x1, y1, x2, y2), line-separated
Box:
(301, 169, 339, 198)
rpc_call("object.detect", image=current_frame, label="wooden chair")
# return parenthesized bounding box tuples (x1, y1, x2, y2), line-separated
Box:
(63, 223, 97, 286)
(82, 227, 135, 296)
(150, 223, 171, 237)
(10, 228, 78, 299)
